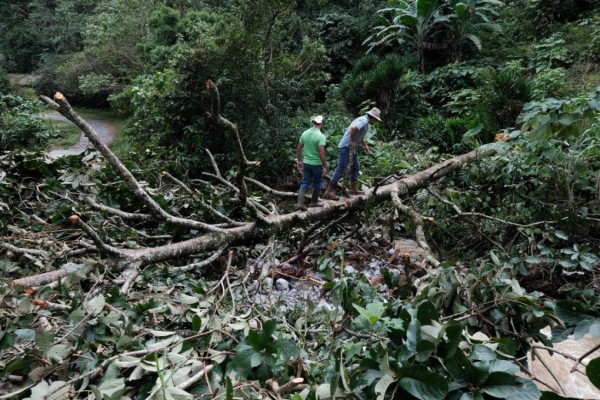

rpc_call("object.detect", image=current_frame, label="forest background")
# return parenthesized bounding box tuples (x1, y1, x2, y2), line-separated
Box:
(1, 0, 600, 399)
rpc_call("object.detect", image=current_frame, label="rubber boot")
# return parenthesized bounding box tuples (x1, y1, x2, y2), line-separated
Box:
(297, 189, 308, 211)
(322, 181, 340, 200)
(349, 181, 364, 196)
(309, 190, 324, 207)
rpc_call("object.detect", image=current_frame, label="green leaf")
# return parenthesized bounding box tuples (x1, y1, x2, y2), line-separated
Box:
(443, 321, 463, 358)
(472, 344, 496, 361)
(554, 230, 569, 240)
(192, 314, 201, 332)
(587, 357, 600, 390)
(445, 351, 489, 386)
(399, 365, 448, 400)
(229, 348, 261, 378)
(525, 256, 541, 264)
(226, 377, 233, 400)
(415, 339, 436, 362)
(481, 373, 540, 400)
(15, 329, 36, 341)
(488, 360, 520, 375)
(34, 330, 53, 354)
(86, 294, 105, 315)
(95, 377, 126, 398)
(375, 372, 397, 400)
(555, 300, 595, 325)
(353, 302, 385, 324)
(417, 301, 439, 325)
(490, 251, 502, 266)
(407, 319, 420, 353)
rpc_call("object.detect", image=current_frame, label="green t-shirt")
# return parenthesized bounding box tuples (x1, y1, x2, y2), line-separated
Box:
(299, 127, 326, 165)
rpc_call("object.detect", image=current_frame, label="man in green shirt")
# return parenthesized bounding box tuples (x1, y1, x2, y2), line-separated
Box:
(296, 115, 328, 211)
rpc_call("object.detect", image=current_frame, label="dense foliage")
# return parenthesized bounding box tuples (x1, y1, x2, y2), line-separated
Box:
(0, 95, 58, 151)
(1, 0, 600, 399)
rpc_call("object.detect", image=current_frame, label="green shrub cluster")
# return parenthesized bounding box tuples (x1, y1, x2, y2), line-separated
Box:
(0, 95, 58, 150)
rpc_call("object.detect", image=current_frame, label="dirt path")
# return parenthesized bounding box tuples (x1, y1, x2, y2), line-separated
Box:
(44, 113, 117, 158)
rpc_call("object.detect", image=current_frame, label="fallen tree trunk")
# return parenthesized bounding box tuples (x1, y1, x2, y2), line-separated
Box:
(8, 87, 496, 288)
(10, 148, 493, 290)
(128, 147, 493, 266)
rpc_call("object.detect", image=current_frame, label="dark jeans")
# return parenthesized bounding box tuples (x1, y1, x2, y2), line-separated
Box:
(331, 146, 359, 184)
(300, 163, 323, 191)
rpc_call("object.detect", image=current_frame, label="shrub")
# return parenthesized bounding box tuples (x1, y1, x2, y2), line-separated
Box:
(413, 114, 476, 154)
(527, 33, 573, 72)
(0, 67, 11, 94)
(0, 95, 58, 150)
(477, 62, 533, 137)
(531, 68, 569, 100)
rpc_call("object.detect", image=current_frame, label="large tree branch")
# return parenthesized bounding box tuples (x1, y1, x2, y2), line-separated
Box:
(40, 93, 223, 234)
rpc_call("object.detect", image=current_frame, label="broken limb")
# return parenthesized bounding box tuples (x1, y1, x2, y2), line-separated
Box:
(40, 93, 224, 234)
(390, 188, 439, 267)
(162, 171, 244, 226)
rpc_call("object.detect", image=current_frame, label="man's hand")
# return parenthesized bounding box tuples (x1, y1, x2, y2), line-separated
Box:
(364, 143, 371, 155)
(350, 141, 357, 152)
(322, 165, 328, 176)
(296, 160, 303, 173)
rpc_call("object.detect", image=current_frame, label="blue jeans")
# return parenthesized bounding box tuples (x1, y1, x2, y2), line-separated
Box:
(331, 147, 359, 184)
(300, 163, 324, 191)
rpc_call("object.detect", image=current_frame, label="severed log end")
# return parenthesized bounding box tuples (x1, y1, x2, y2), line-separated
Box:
(205, 79, 215, 91)
(69, 215, 80, 225)
(278, 377, 305, 394)
(39, 95, 59, 110)
(54, 92, 65, 101)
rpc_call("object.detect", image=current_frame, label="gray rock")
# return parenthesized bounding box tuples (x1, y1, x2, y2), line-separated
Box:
(344, 265, 357, 275)
(263, 277, 273, 291)
(275, 278, 289, 291)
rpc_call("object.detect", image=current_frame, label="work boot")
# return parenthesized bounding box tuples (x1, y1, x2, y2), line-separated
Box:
(297, 189, 308, 211)
(322, 181, 340, 200)
(309, 190, 324, 207)
(349, 181, 364, 196)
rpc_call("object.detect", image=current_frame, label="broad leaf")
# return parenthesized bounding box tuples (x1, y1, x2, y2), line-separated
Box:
(587, 357, 600, 390)
(417, 301, 439, 325)
(375, 372, 397, 400)
(399, 365, 448, 400)
(481, 373, 540, 400)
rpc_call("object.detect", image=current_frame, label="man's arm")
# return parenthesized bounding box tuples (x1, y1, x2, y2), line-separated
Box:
(318, 145, 328, 175)
(349, 126, 359, 151)
(296, 142, 304, 173)
(361, 138, 370, 155)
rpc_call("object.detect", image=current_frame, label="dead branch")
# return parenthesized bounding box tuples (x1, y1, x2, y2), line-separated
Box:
(119, 262, 142, 295)
(1, 242, 50, 257)
(245, 176, 297, 198)
(428, 188, 558, 228)
(162, 171, 243, 226)
(40, 92, 224, 234)
(168, 245, 227, 272)
(177, 364, 215, 390)
(85, 196, 154, 221)
(390, 188, 439, 267)
(571, 343, 600, 372)
(11, 262, 89, 288)
(266, 377, 305, 398)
